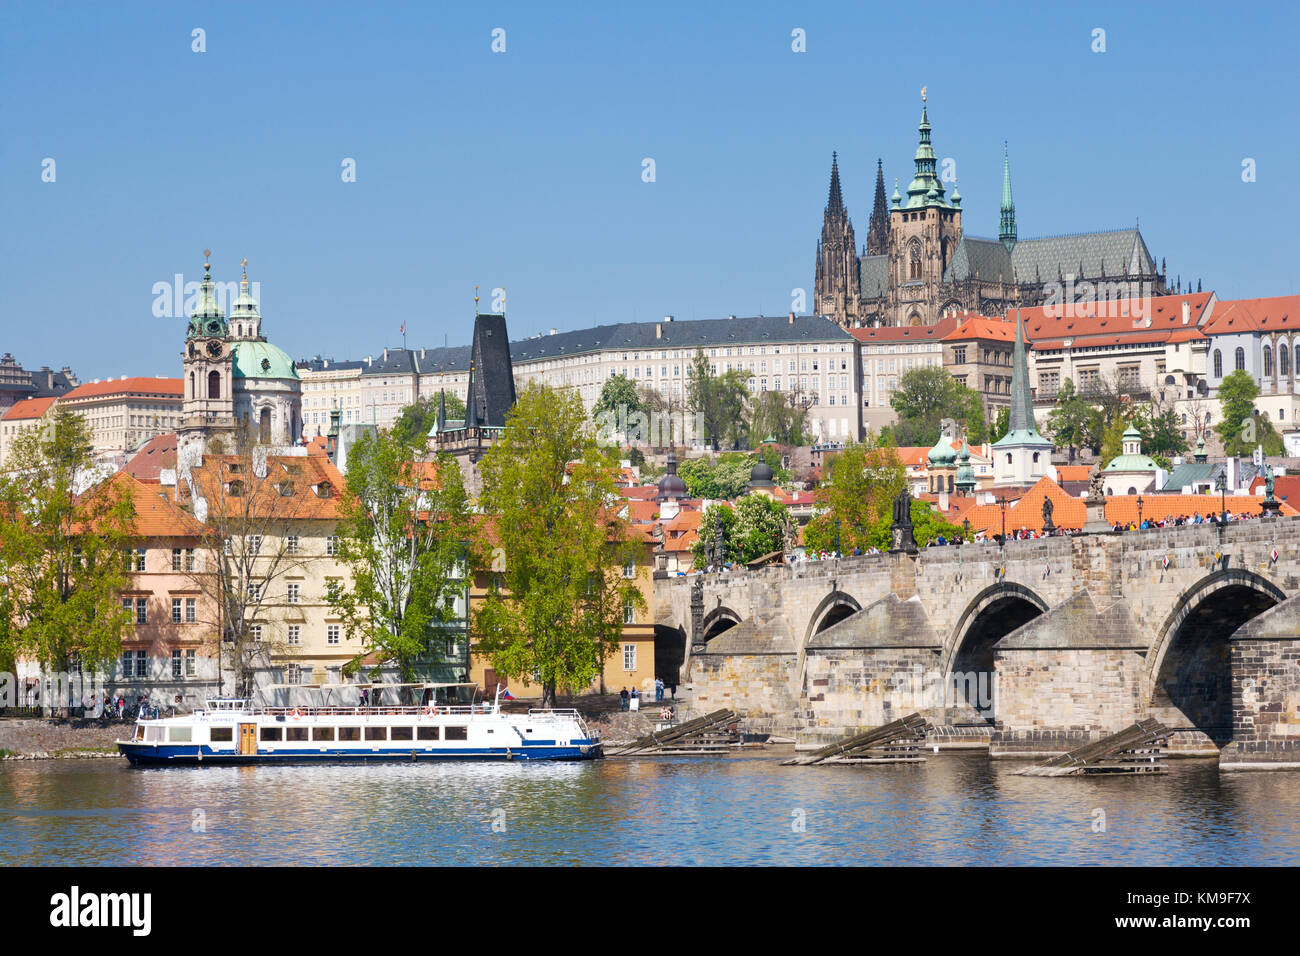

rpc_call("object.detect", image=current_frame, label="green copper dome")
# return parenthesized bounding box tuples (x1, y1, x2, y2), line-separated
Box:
(232, 341, 299, 380)
(927, 434, 957, 467)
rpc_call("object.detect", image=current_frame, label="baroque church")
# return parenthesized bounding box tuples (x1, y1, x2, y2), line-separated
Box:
(815, 94, 1171, 328)
(178, 252, 303, 459)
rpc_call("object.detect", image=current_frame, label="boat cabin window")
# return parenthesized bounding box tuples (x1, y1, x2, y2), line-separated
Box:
(286, 727, 308, 742)
(210, 727, 233, 742)
(135, 726, 146, 741)
(168, 727, 192, 743)
(145, 726, 164, 743)
(390, 726, 413, 741)
(365, 727, 387, 741)
(260, 727, 283, 742)
(444, 725, 468, 741)
(338, 727, 361, 741)
(417, 726, 440, 741)
(312, 727, 335, 741)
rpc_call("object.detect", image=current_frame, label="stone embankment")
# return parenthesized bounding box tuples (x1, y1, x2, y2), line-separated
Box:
(0, 719, 126, 759)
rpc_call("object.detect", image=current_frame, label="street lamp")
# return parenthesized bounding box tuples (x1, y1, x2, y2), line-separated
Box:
(998, 498, 1008, 569)
(1136, 495, 1144, 529)
(1216, 473, 1227, 525)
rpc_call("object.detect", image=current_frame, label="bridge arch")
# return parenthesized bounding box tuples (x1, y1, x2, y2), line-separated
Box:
(1147, 569, 1285, 746)
(944, 582, 1049, 722)
(699, 606, 743, 645)
(802, 590, 863, 650)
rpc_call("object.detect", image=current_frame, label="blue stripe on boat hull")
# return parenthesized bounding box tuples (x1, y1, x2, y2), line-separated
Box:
(117, 742, 603, 766)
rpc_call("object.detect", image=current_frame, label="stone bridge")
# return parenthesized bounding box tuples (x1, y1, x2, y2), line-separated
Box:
(653, 518, 1300, 769)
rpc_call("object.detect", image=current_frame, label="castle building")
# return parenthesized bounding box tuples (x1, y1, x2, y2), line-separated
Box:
(815, 93, 1169, 328)
(178, 254, 302, 458)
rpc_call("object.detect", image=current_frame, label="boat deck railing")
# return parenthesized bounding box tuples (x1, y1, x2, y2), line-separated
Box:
(192, 704, 500, 719)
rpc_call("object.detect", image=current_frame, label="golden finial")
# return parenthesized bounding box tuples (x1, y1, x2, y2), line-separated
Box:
(921, 86, 927, 103)
(474, 284, 479, 309)
(203, 247, 211, 270)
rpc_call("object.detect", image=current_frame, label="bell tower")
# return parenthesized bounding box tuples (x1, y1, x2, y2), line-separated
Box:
(178, 250, 236, 457)
(888, 89, 963, 325)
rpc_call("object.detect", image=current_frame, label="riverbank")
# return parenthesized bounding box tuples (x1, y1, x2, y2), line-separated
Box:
(0, 719, 124, 759)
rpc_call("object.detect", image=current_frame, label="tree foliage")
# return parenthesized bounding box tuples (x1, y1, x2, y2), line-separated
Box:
(800, 440, 905, 555)
(687, 349, 750, 449)
(1215, 369, 1284, 456)
(676, 454, 760, 499)
(0, 407, 135, 677)
(889, 366, 987, 447)
(330, 430, 473, 684)
(692, 494, 794, 567)
(748, 390, 808, 447)
(593, 374, 645, 439)
(393, 393, 466, 446)
(1046, 379, 1091, 461)
(473, 383, 645, 707)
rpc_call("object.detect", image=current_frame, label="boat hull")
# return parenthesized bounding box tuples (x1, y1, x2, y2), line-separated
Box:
(117, 741, 602, 765)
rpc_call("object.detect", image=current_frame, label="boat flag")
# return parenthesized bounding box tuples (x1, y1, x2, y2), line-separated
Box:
(500, 689, 515, 700)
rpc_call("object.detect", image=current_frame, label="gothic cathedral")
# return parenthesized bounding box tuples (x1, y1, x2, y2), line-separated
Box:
(814, 94, 1170, 328)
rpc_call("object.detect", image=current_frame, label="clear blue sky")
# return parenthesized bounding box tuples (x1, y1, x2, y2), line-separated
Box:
(2, 1, 1297, 381)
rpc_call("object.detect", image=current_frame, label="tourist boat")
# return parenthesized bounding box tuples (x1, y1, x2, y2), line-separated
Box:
(116, 685, 602, 765)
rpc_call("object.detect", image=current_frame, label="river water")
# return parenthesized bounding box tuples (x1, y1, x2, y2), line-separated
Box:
(1, 752, 1297, 866)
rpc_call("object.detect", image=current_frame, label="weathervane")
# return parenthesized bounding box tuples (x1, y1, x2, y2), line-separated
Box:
(921, 86, 927, 103)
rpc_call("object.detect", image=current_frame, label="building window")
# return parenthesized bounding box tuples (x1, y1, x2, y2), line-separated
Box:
(286, 664, 302, 686)
(249, 624, 262, 642)
(136, 598, 147, 624)
(287, 583, 300, 604)
(623, 644, 637, 671)
(286, 534, 300, 555)
(172, 548, 182, 571)
(172, 598, 182, 624)
(1282, 344, 1291, 377)
(327, 625, 341, 645)
(135, 650, 146, 677)
(326, 535, 339, 556)
(1235, 347, 1245, 372)
(1264, 345, 1273, 378)
(185, 598, 196, 623)
(135, 548, 147, 572)
(1213, 349, 1222, 378)
(622, 559, 635, 579)
(288, 625, 301, 645)
(247, 581, 262, 601)
(172, 650, 182, 679)
(623, 597, 635, 625)
(121, 651, 133, 678)
(185, 650, 196, 677)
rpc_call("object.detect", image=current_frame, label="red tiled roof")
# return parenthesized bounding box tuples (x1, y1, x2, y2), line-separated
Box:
(943, 315, 1015, 342)
(183, 453, 346, 520)
(1, 396, 56, 421)
(851, 317, 958, 343)
(1201, 295, 1300, 335)
(1055, 465, 1093, 483)
(1248, 475, 1300, 502)
(62, 378, 183, 401)
(1010, 292, 1213, 351)
(620, 485, 660, 500)
(124, 432, 178, 481)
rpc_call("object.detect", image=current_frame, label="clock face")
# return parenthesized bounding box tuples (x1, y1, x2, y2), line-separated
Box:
(206, 340, 223, 358)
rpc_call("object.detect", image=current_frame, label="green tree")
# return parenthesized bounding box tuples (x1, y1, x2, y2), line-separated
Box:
(393, 393, 466, 445)
(0, 408, 135, 685)
(474, 383, 645, 707)
(989, 406, 1011, 444)
(749, 390, 808, 447)
(1046, 379, 1091, 462)
(1099, 412, 1128, 468)
(688, 350, 751, 449)
(1136, 408, 1189, 459)
(890, 366, 987, 447)
(593, 374, 646, 442)
(675, 454, 754, 499)
(691, 495, 793, 567)
(330, 430, 473, 685)
(802, 439, 906, 554)
(1215, 369, 1284, 456)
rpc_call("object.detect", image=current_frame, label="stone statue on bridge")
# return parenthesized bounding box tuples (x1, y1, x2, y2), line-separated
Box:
(889, 489, 918, 555)
(1042, 496, 1056, 534)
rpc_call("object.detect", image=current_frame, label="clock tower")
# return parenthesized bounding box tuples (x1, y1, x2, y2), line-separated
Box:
(178, 251, 236, 458)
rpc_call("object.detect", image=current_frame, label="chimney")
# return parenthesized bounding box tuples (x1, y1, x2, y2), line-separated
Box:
(549, 328, 557, 336)
(655, 323, 662, 340)
(1182, 301, 1190, 325)
(728, 314, 736, 321)
(788, 311, 796, 324)
(663, 315, 674, 323)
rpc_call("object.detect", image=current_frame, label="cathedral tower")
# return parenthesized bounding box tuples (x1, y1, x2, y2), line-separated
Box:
(814, 152, 861, 326)
(866, 159, 890, 256)
(999, 144, 1017, 253)
(887, 91, 963, 325)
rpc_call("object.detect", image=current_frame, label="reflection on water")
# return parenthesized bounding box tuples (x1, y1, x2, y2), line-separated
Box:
(0, 752, 1297, 866)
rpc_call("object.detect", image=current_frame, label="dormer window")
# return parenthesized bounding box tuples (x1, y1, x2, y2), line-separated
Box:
(314, 481, 333, 499)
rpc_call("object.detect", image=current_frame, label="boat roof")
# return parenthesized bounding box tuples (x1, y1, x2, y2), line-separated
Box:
(261, 681, 480, 690)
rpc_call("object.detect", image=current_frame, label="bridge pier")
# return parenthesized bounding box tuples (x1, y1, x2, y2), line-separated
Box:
(1221, 595, 1300, 770)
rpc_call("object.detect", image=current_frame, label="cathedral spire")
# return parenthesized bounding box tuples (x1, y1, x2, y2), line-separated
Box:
(826, 151, 845, 218)
(999, 142, 1017, 253)
(905, 88, 947, 208)
(866, 158, 890, 255)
